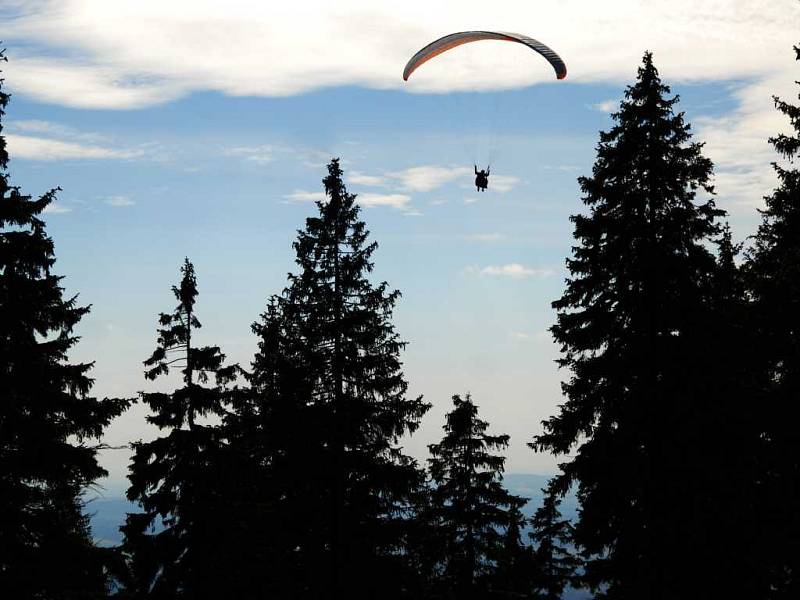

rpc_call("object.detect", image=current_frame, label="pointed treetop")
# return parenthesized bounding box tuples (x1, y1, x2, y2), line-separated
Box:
(640, 50, 655, 71)
(323, 157, 345, 199)
(319, 157, 361, 238)
(634, 50, 661, 90)
(144, 258, 205, 382)
(619, 50, 679, 117)
(175, 257, 198, 315)
(1, 47, 8, 172)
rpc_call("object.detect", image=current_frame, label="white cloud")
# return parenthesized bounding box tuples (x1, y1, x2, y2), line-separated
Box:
(6, 134, 145, 161)
(694, 72, 797, 212)
(12, 120, 79, 137)
(477, 263, 553, 279)
(284, 189, 326, 203)
(592, 99, 617, 112)
(4, 56, 187, 109)
(2, 1, 798, 109)
(105, 195, 135, 207)
(3, 2, 797, 219)
(348, 171, 387, 186)
(225, 145, 275, 164)
(5, 120, 157, 162)
(225, 144, 338, 168)
(350, 164, 476, 194)
(346, 164, 481, 213)
(10, 119, 114, 145)
(43, 202, 72, 214)
(297, 148, 341, 169)
(489, 175, 520, 193)
(357, 192, 411, 210)
(284, 189, 413, 212)
(386, 165, 470, 192)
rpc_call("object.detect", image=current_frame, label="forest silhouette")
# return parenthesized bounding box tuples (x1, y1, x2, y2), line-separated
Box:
(2, 43, 800, 600)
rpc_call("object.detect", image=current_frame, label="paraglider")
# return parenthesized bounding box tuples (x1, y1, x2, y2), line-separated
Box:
(403, 31, 567, 82)
(403, 31, 567, 192)
(474, 165, 490, 192)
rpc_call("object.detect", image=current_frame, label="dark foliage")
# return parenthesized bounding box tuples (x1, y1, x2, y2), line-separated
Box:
(0, 49, 129, 598)
(121, 259, 237, 598)
(7, 38, 800, 599)
(226, 159, 430, 599)
(426, 393, 527, 600)
(531, 52, 757, 599)
(528, 484, 579, 600)
(490, 499, 539, 599)
(746, 42, 800, 599)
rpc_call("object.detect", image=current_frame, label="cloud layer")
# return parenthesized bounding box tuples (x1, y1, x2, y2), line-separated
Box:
(467, 263, 553, 279)
(2, 2, 798, 214)
(2, 1, 798, 108)
(5, 119, 157, 161)
(6, 134, 145, 161)
(695, 73, 798, 209)
(284, 188, 412, 212)
(386, 166, 471, 192)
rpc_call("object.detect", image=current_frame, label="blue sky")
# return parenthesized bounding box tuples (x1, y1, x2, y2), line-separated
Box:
(2, 1, 799, 495)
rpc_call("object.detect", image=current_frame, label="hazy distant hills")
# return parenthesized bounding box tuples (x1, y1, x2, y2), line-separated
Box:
(87, 497, 138, 547)
(88, 474, 571, 546)
(87, 473, 590, 598)
(503, 473, 580, 521)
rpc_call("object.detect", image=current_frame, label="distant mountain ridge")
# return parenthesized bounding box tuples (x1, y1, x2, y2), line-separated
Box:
(88, 473, 572, 546)
(87, 474, 589, 598)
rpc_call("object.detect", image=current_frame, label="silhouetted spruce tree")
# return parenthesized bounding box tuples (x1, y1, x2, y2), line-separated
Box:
(427, 393, 525, 600)
(222, 293, 324, 598)
(528, 485, 579, 600)
(490, 499, 538, 599)
(746, 42, 800, 599)
(236, 159, 429, 600)
(695, 223, 764, 596)
(121, 259, 237, 598)
(530, 52, 752, 599)
(402, 480, 447, 598)
(0, 49, 129, 598)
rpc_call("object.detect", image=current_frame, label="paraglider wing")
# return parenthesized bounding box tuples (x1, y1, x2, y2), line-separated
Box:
(402, 31, 567, 81)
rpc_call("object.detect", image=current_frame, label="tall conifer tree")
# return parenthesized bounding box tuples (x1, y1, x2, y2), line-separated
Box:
(122, 259, 236, 598)
(0, 50, 129, 598)
(401, 481, 445, 598)
(223, 293, 323, 597)
(747, 42, 800, 598)
(528, 486, 579, 600)
(530, 53, 745, 599)
(236, 159, 429, 599)
(427, 393, 524, 600)
(697, 224, 763, 596)
(490, 499, 538, 599)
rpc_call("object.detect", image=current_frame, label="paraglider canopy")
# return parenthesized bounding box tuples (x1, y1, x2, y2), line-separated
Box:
(403, 31, 567, 81)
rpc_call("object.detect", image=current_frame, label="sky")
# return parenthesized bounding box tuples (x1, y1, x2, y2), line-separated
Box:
(1, 1, 799, 496)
